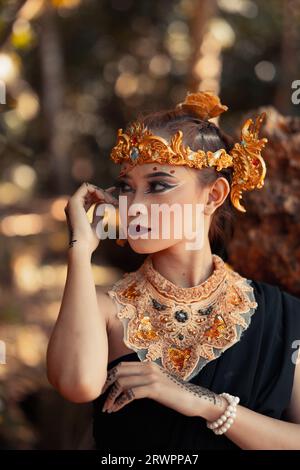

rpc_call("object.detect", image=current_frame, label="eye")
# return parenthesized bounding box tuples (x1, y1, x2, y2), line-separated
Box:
(114, 181, 132, 193)
(147, 181, 174, 193)
(114, 180, 176, 194)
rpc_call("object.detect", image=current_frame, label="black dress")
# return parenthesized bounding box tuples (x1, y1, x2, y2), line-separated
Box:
(92, 279, 300, 450)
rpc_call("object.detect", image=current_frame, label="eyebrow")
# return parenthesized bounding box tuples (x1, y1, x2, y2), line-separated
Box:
(118, 171, 177, 180)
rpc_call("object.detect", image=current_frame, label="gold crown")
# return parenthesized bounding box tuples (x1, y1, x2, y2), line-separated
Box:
(110, 91, 268, 212)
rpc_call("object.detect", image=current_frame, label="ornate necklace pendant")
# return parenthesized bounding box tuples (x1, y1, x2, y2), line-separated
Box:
(107, 255, 258, 381)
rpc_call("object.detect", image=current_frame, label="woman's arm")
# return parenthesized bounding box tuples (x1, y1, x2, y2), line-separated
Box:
(46, 182, 118, 403)
(283, 344, 300, 423)
(201, 349, 300, 450)
(46, 243, 110, 403)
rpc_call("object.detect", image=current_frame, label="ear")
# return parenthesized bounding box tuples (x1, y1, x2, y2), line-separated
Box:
(204, 177, 230, 215)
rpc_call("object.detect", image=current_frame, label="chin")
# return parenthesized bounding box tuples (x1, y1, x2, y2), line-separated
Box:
(128, 237, 178, 254)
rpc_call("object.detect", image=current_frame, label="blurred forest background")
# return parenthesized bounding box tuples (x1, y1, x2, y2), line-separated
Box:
(0, 0, 300, 450)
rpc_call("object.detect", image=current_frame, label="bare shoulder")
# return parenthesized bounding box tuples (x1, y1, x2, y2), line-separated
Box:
(95, 285, 118, 333)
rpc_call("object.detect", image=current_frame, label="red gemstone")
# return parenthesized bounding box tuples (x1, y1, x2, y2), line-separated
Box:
(132, 137, 138, 144)
(253, 158, 259, 166)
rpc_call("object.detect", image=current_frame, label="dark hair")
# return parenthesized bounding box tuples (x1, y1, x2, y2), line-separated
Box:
(130, 106, 236, 259)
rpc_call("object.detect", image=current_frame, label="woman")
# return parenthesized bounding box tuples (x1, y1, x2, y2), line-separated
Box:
(47, 91, 300, 450)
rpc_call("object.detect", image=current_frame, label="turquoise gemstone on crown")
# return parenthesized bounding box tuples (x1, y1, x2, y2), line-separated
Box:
(130, 147, 139, 160)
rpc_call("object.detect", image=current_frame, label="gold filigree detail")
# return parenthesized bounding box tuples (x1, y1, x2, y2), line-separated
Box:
(109, 90, 268, 212)
(230, 112, 268, 212)
(107, 254, 258, 380)
(175, 90, 228, 120)
(142, 254, 227, 303)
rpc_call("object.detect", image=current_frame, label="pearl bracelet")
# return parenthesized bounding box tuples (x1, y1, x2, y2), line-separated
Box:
(206, 392, 240, 435)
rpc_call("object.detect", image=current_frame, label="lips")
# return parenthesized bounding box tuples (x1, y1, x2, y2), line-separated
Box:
(128, 224, 151, 236)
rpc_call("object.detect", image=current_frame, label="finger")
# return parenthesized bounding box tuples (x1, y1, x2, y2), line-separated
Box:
(104, 186, 118, 200)
(110, 385, 151, 413)
(103, 376, 153, 411)
(90, 203, 112, 235)
(89, 185, 118, 205)
(84, 193, 118, 219)
(72, 181, 94, 198)
(83, 193, 98, 213)
(101, 362, 152, 395)
(110, 388, 136, 412)
(91, 201, 104, 223)
(74, 182, 118, 206)
(103, 381, 123, 411)
(101, 366, 120, 395)
(104, 186, 119, 204)
(69, 182, 98, 212)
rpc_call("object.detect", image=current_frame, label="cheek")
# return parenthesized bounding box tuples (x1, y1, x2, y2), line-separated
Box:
(162, 187, 206, 233)
(165, 184, 204, 207)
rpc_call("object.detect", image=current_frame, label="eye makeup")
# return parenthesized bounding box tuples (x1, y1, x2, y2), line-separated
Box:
(114, 179, 178, 194)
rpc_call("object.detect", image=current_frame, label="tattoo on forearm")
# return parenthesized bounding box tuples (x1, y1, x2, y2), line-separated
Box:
(160, 367, 223, 407)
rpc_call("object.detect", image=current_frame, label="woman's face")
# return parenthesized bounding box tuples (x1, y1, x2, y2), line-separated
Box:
(115, 161, 229, 254)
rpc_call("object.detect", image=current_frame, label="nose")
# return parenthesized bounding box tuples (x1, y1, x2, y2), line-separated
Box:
(127, 188, 148, 213)
(129, 187, 146, 206)
(128, 195, 149, 225)
(128, 205, 148, 223)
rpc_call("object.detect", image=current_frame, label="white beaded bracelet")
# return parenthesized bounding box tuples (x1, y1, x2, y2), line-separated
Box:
(206, 392, 240, 435)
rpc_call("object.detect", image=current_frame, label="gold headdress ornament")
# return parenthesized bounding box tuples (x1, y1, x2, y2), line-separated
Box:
(110, 90, 268, 212)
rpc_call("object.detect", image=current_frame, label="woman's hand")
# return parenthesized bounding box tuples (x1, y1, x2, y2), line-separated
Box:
(64, 182, 119, 254)
(101, 361, 224, 418)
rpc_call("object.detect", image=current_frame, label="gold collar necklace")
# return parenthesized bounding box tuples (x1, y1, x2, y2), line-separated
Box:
(108, 254, 258, 381)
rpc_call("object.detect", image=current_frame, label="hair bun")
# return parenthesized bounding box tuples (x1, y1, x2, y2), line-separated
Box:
(175, 90, 228, 121)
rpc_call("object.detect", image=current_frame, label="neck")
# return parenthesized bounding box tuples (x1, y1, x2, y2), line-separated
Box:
(150, 242, 214, 289)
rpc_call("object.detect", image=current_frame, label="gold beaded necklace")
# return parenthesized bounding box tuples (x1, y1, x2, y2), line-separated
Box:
(107, 254, 258, 381)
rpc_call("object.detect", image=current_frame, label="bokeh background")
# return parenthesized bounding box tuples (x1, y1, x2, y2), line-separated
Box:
(0, 0, 300, 449)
